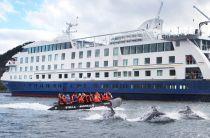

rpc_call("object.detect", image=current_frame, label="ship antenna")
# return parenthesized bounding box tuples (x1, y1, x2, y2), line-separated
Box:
(156, 1, 163, 19)
(63, 16, 79, 39)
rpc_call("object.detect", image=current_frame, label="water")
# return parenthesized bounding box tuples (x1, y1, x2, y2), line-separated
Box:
(1, 93, 210, 138)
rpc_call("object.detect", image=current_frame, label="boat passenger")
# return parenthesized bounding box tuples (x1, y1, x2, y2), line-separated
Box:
(58, 93, 63, 105)
(102, 92, 111, 101)
(94, 92, 102, 103)
(66, 94, 70, 105)
(78, 93, 85, 104)
(61, 94, 67, 105)
(70, 93, 78, 104)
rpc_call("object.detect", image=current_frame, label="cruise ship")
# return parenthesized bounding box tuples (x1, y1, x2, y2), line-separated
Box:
(2, 3, 210, 100)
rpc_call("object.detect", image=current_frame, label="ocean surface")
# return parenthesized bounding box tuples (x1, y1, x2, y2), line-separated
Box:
(1, 93, 210, 138)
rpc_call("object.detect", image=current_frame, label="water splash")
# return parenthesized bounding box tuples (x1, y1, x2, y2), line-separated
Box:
(82, 113, 103, 120)
(0, 103, 50, 111)
(89, 106, 125, 111)
(165, 111, 181, 120)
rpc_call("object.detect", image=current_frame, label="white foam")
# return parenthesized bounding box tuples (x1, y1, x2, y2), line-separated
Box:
(193, 110, 208, 120)
(0, 103, 50, 111)
(126, 117, 142, 122)
(165, 111, 181, 120)
(82, 113, 103, 120)
(89, 106, 125, 111)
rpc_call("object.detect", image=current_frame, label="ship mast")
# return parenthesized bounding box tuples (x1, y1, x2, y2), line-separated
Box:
(193, 5, 210, 36)
(64, 17, 78, 40)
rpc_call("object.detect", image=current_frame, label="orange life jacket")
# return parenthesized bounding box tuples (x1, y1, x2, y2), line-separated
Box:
(94, 94, 101, 103)
(78, 95, 84, 103)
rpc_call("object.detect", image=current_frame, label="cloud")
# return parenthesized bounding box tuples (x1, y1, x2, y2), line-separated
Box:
(0, 0, 15, 22)
(0, 29, 57, 54)
(1, 0, 210, 54)
(25, 0, 210, 36)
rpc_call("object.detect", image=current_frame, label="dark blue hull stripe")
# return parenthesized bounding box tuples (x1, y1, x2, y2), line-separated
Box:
(3, 79, 210, 101)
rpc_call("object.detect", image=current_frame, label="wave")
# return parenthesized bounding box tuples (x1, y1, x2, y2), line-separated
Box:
(0, 103, 50, 111)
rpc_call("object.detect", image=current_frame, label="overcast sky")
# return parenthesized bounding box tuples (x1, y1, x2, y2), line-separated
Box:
(0, 0, 210, 54)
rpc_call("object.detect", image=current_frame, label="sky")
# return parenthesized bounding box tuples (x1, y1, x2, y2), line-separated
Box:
(0, 0, 210, 54)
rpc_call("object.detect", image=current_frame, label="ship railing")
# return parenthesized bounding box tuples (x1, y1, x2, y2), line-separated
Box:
(73, 29, 159, 48)
(162, 34, 198, 41)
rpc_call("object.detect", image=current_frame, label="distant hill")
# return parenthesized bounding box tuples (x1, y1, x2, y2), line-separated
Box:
(0, 41, 34, 91)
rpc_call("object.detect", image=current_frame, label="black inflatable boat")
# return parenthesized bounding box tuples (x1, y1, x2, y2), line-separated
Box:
(48, 98, 122, 110)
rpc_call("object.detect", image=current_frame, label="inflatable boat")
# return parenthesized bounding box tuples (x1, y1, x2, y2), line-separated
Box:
(48, 97, 122, 110)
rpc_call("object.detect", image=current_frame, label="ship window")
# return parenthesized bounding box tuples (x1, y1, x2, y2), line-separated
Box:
(104, 48, 109, 56)
(104, 72, 109, 77)
(30, 66, 33, 71)
(123, 71, 128, 77)
(71, 73, 75, 78)
(145, 58, 150, 64)
(86, 62, 91, 68)
(113, 47, 119, 56)
(157, 43, 164, 52)
(36, 56, 39, 62)
(128, 71, 132, 77)
(133, 58, 138, 66)
(31, 57, 34, 63)
(64, 74, 68, 78)
(169, 56, 175, 63)
(25, 57, 28, 63)
(42, 55, 45, 62)
(114, 72, 118, 77)
(71, 63, 75, 69)
(130, 46, 136, 54)
(78, 62, 82, 68)
(66, 42, 71, 49)
(87, 50, 91, 58)
(156, 57, 162, 64)
(145, 70, 151, 76)
(61, 43, 65, 49)
(54, 54, 58, 61)
(151, 43, 157, 52)
(170, 70, 176, 76)
(95, 72, 100, 78)
(104, 61, 108, 67)
(48, 55, 52, 61)
(134, 71, 139, 77)
(95, 61, 99, 68)
(54, 64, 57, 70)
(95, 49, 100, 57)
(79, 51, 83, 59)
(48, 74, 51, 79)
(136, 45, 143, 53)
(41, 65, 45, 70)
(87, 73, 91, 78)
(59, 74, 62, 79)
(61, 53, 65, 60)
(71, 52, 75, 59)
(79, 73, 83, 78)
(123, 59, 128, 66)
(48, 65, 51, 70)
(61, 64, 64, 69)
(113, 60, 118, 67)
(186, 55, 196, 64)
(165, 42, 174, 51)
(36, 75, 39, 79)
(157, 70, 163, 76)
(143, 44, 150, 53)
(20, 58, 23, 64)
(42, 75, 45, 79)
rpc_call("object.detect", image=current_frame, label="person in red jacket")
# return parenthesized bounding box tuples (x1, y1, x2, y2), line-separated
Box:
(94, 92, 102, 103)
